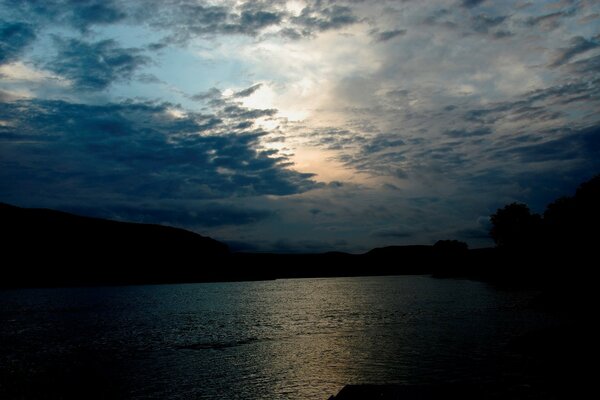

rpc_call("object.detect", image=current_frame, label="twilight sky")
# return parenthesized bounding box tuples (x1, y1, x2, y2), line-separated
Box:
(1, 0, 599, 252)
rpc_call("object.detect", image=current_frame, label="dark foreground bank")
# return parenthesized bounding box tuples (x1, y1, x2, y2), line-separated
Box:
(328, 384, 531, 399)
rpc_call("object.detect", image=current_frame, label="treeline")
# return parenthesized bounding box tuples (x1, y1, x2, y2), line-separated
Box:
(446, 174, 600, 286)
(490, 174, 599, 254)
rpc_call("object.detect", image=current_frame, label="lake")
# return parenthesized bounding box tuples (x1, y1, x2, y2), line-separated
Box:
(0, 276, 556, 399)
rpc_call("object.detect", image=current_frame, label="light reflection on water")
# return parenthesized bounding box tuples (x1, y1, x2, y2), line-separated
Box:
(0, 276, 551, 399)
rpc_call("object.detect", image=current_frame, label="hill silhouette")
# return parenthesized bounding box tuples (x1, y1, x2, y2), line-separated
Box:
(1, 203, 461, 287)
(1, 202, 229, 287)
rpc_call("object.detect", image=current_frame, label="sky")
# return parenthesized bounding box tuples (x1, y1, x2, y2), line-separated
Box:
(1, 0, 599, 253)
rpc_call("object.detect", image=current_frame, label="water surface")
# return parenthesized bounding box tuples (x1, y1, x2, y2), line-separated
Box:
(0, 276, 553, 399)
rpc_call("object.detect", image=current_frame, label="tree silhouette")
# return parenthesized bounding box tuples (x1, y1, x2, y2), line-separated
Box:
(489, 174, 600, 253)
(490, 203, 542, 249)
(544, 174, 600, 249)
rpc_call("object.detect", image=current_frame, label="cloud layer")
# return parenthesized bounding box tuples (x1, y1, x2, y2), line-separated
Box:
(0, 98, 317, 226)
(1, 0, 599, 252)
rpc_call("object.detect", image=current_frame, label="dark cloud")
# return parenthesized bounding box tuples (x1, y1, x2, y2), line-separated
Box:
(492, 30, 513, 39)
(0, 98, 318, 211)
(494, 125, 600, 164)
(292, 5, 358, 34)
(568, 54, 600, 75)
(462, 79, 600, 125)
(362, 134, 405, 154)
(453, 228, 490, 240)
(372, 229, 414, 238)
(444, 127, 492, 138)
(69, 1, 126, 30)
(461, 0, 486, 9)
(422, 9, 455, 28)
(307, 129, 361, 151)
(550, 36, 598, 67)
(146, 42, 168, 51)
(525, 10, 574, 30)
(423, 7, 511, 37)
(0, 21, 35, 64)
(234, 121, 254, 130)
(0, 0, 361, 49)
(239, 10, 282, 31)
(374, 29, 406, 43)
(190, 87, 222, 102)
(3, 0, 286, 44)
(332, 69, 599, 188)
(63, 203, 274, 228)
(280, 27, 303, 40)
(47, 37, 150, 90)
(148, 3, 224, 42)
(5, 0, 126, 31)
(136, 73, 162, 84)
(221, 104, 277, 120)
(470, 14, 507, 34)
(235, 83, 262, 98)
(147, 2, 286, 41)
(267, 238, 342, 254)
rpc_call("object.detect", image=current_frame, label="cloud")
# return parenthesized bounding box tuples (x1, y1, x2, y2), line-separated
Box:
(156, 3, 284, 40)
(371, 229, 414, 239)
(0, 21, 35, 64)
(154, 2, 228, 34)
(459, 78, 600, 125)
(525, 10, 573, 30)
(63, 203, 274, 228)
(444, 127, 493, 137)
(452, 228, 490, 240)
(238, 10, 282, 32)
(5, 0, 126, 31)
(374, 29, 407, 43)
(68, 1, 127, 30)
(235, 83, 262, 98)
(461, 0, 486, 9)
(266, 238, 343, 254)
(221, 104, 277, 120)
(568, 54, 600, 75)
(291, 5, 358, 34)
(149, 2, 358, 43)
(493, 125, 600, 164)
(470, 14, 507, 34)
(0, 98, 318, 212)
(2, 0, 600, 251)
(361, 134, 406, 154)
(190, 87, 222, 102)
(0, 88, 21, 102)
(136, 73, 162, 84)
(3, 1, 284, 46)
(47, 37, 150, 90)
(550, 36, 599, 67)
